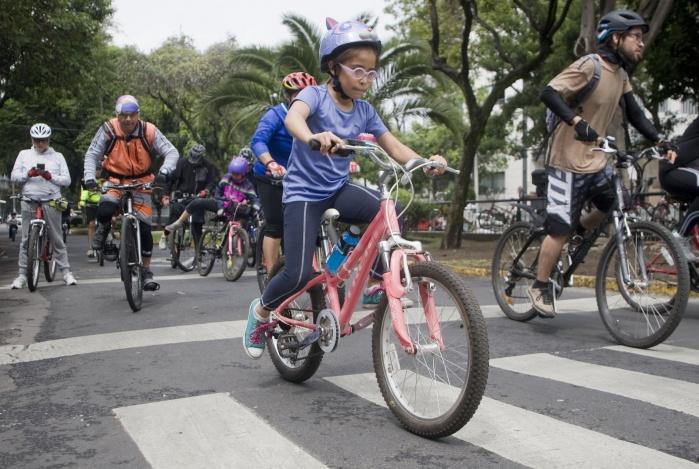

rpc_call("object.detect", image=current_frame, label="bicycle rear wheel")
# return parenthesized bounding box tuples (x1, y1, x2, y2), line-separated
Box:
(596, 221, 689, 348)
(372, 261, 489, 438)
(491, 222, 543, 321)
(27, 225, 41, 292)
(196, 229, 217, 276)
(175, 225, 196, 272)
(43, 237, 57, 282)
(120, 218, 143, 312)
(266, 257, 325, 383)
(222, 227, 248, 281)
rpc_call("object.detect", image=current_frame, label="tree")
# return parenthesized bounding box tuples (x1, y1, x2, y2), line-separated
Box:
(418, 0, 574, 248)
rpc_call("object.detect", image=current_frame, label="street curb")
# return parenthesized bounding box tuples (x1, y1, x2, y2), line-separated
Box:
(443, 261, 598, 289)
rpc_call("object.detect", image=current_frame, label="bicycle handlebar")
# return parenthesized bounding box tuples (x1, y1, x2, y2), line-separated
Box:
(594, 136, 668, 164)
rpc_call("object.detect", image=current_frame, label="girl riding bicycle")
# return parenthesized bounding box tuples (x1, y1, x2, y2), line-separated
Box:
(165, 156, 258, 240)
(243, 17, 446, 359)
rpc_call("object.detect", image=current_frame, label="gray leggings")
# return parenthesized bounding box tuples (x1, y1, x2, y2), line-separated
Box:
(18, 201, 71, 275)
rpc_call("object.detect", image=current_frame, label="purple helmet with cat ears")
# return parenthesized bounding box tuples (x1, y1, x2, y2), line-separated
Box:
(319, 17, 382, 72)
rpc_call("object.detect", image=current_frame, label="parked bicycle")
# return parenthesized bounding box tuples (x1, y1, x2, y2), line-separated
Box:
(257, 137, 488, 438)
(491, 138, 689, 348)
(195, 204, 254, 281)
(22, 197, 59, 291)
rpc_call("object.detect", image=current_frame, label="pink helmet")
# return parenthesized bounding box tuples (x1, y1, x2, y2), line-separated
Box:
(282, 72, 317, 92)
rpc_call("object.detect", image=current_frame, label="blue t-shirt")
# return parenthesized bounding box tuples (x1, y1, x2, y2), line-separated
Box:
(283, 85, 388, 203)
(251, 104, 293, 179)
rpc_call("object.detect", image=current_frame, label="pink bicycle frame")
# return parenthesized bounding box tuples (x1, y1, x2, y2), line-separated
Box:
(227, 220, 243, 257)
(270, 198, 444, 354)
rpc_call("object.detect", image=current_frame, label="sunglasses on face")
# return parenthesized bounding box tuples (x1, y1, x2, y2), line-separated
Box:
(338, 63, 378, 82)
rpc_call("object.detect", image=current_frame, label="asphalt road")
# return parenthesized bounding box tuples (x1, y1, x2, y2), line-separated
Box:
(0, 225, 697, 468)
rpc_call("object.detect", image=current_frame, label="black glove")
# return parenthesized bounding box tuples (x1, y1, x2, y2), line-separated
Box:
(84, 179, 98, 191)
(154, 171, 169, 186)
(574, 119, 599, 142)
(657, 139, 678, 154)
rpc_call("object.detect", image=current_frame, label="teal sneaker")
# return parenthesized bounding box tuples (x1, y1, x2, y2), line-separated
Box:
(362, 284, 385, 306)
(243, 298, 267, 359)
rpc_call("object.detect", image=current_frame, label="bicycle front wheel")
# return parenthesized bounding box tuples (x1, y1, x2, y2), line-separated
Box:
(372, 261, 489, 438)
(196, 229, 217, 276)
(596, 221, 689, 348)
(491, 222, 543, 321)
(43, 237, 57, 282)
(120, 218, 143, 312)
(27, 225, 42, 292)
(266, 257, 325, 383)
(175, 226, 196, 272)
(222, 227, 248, 281)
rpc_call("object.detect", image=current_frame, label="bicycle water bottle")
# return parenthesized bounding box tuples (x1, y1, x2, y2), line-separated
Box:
(326, 225, 361, 274)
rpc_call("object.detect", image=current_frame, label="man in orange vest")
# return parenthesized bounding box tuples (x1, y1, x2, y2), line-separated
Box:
(83, 95, 179, 291)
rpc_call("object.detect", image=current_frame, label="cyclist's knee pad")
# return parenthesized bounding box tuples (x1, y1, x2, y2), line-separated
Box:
(139, 223, 153, 255)
(96, 201, 118, 224)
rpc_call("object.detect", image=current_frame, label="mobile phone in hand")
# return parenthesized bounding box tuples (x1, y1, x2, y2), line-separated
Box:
(37, 163, 45, 170)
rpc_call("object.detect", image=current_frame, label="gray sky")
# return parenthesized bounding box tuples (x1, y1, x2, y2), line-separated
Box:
(109, 0, 395, 52)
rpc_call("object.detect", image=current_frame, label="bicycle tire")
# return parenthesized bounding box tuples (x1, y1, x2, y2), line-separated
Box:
(246, 223, 258, 268)
(596, 221, 689, 348)
(196, 229, 217, 276)
(222, 227, 248, 281)
(27, 225, 41, 292)
(266, 257, 325, 383)
(372, 261, 489, 438)
(255, 222, 269, 293)
(175, 225, 196, 272)
(120, 218, 143, 312)
(491, 222, 542, 321)
(43, 237, 57, 282)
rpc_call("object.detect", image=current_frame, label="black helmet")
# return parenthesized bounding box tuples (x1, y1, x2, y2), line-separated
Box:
(238, 146, 255, 165)
(187, 144, 206, 165)
(596, 10, 649, 43)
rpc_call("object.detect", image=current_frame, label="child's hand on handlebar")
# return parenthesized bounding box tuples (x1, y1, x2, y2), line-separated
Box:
(309, 132, 344, 155)
(349, 161, 361, 174)
(424, 155, 448, 176)
(657, 140, 678, 164)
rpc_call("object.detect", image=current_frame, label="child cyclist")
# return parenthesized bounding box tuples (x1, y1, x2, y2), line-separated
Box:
(165, 156, 258, 241)
(243, 17, 447, 359)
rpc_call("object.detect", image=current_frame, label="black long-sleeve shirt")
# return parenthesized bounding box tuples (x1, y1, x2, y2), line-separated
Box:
(167, 158, 218, 195)
(660, 117, 699, 176)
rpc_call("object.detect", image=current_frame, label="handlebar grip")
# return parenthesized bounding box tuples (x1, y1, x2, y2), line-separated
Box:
(309, 139, 321, 151)
(308, 138, 353, 157)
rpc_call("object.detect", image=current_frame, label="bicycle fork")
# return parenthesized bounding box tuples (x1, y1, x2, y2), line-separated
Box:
(612, 177, 647, 287)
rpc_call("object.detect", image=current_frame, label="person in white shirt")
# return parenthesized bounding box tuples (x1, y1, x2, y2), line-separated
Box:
(10, 123, 77, 289)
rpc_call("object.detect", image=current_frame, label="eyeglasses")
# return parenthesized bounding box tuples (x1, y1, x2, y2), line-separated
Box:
(32, 138, 49, 143)
(625, 32, 645, 43)
(338, 63, 378, 82)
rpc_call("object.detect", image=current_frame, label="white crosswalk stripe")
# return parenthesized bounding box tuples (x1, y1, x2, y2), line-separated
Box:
(490, 353, 699, 417)
(114, 393, 327, 469)
(604, 344, 699, 366)
(324, 373, 697, 469)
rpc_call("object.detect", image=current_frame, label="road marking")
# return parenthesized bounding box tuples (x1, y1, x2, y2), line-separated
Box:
(490, 353, 699, 417)
(0, 321, 246, 365)
(325, 373, 697, 469)
(0, 270, 255, 290)
(114, 393, 327, 469)
(480, 297, 598, 319)
(603, 344, 699, 366)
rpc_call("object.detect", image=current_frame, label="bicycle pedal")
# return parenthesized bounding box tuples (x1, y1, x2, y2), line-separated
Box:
(277, 332, 300, 359)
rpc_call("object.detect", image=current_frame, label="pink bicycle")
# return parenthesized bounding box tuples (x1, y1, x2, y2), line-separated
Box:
(259, 138, 489, 438)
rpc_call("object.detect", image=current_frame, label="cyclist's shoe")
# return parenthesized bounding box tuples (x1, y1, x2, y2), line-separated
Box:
(92, 223, 110, 251)
(243, 298, 267, 359)
(527, 284, 555, 318)
(362, 284, 385, 306)
(142, 268, 160, 291)
(63, 271, 77, 286)
(158, 235, 168, 251)
(672, 231, 696, 263)
(164, 221, 181, 233)
(86, 249, 95, 258)
(10, 275, 27, 289)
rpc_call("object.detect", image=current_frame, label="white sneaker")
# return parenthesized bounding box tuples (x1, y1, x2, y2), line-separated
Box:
(158, 236, 168, 250)
(10, 275, 27, 289)
(672, 232, 696, 262)
(63, 271, 77, 285)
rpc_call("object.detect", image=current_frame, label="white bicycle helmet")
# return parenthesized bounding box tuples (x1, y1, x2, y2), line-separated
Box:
(30, 123, 52, 138)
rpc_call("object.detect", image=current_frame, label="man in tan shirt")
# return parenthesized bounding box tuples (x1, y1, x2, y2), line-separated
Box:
(528, 9, 676, 317)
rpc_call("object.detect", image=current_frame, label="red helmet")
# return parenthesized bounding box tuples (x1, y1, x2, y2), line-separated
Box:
(281, 72, 317, 92)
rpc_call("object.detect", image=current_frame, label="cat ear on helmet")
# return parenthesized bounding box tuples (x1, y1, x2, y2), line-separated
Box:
(326, 17, 338, 29)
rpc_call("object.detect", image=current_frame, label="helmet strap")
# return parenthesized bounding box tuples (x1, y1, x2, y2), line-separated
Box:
(329, 67, 351, 100)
